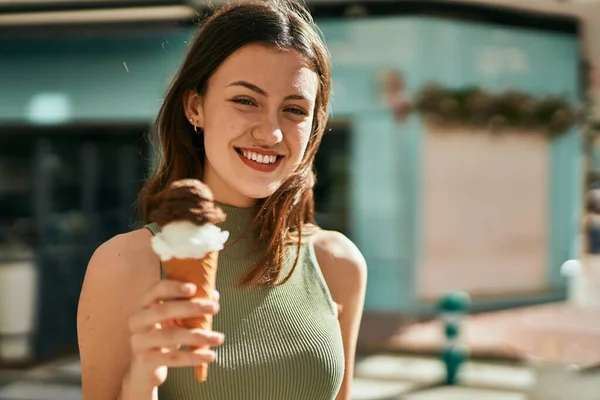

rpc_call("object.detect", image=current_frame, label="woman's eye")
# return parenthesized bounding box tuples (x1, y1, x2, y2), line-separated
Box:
(285, 107, 307, 116)
(232, 98, 256, 107)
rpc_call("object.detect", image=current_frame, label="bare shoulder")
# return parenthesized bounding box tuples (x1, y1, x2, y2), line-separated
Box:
(79, 227, 159, 318)
(79, 228, 160, 313)
(77, 228, 160, 398)
(311, 230, 367, 310)
(90, 228, 155, 269)
(312, 230, 367, 279)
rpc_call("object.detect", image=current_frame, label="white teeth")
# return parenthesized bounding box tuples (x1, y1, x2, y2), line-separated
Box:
(240, 150, 278, 164)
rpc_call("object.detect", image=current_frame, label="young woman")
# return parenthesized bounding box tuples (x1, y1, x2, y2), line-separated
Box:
(77, 1, 367, 399)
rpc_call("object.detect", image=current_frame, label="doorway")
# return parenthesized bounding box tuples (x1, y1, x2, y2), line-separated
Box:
(313, 120, 352, 236)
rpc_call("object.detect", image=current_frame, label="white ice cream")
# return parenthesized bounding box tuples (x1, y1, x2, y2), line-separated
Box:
(151, 221, 229, 262)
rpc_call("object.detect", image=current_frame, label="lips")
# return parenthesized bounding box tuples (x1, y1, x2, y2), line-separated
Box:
(234, 147, 284, 173)
(237, 149, 280, 165)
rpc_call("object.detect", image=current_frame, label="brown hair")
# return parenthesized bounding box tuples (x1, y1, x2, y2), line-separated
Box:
(138, 0, 332, 286)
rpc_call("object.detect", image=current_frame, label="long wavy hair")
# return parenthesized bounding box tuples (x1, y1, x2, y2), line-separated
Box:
(138, 0, 332, 286)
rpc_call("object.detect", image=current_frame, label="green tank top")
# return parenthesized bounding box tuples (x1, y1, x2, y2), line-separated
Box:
(145, 203, 345, 400)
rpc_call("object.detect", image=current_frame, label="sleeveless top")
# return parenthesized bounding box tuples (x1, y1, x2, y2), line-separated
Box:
(145, 203, 345, 400)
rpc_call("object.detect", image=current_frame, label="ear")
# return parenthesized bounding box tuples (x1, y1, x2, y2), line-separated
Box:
(183, 90, 204, 129)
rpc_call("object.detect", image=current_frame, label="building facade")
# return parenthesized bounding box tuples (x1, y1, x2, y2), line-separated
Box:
(0, 1, 583, 361)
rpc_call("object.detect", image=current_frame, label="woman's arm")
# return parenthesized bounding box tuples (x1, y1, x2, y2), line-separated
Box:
(313, 231, 368, 400)
(77, 230, 159, 400)
(78, 229, 222, 400)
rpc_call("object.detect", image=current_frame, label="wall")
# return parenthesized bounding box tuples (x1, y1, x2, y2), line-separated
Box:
(319, 17, 424, 311)
(416, 18, 581, 300)
(0, 30, 188, 123)
(318, 15, 581, 311)
(419, 127, 550, 300)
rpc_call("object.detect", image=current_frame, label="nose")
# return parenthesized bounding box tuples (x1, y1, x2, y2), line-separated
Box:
(252, 114, 283, 147)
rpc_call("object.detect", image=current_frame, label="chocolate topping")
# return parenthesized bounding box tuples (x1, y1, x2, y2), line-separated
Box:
(149, 179, 226, 227)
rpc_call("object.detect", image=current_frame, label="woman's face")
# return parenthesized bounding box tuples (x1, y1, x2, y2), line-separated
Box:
(185, 43, 319, 207)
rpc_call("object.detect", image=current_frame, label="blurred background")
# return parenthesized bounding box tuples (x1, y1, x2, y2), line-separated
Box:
(0, 0, 599, 399)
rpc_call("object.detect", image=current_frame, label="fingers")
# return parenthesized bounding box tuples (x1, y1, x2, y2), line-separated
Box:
(162, 319, 183, 329)
(139, 280, 198, 308)
(131, 327, 224, 353)
(127, 281, 224, 379)
(129, 298, 219, 333)
(151, 293, 220, 331)
(134, 348, 217, 369)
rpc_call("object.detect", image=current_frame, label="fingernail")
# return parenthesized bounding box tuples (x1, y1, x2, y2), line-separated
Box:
(209, 332, 225, 343)
(181, 283, 196, 294)
(206, 351, 216, 361)
(212, 290, 220, 301)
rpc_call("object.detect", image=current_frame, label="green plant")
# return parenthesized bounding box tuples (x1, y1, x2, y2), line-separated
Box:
(413, 83, 580, 136)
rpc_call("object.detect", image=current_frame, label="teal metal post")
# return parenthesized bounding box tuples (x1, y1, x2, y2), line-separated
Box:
(437, 292, 471, 385)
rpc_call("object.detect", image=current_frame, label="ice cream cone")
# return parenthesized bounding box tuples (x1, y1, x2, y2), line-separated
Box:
(148, 179, 228, 382)
(162, 251, 219, 382)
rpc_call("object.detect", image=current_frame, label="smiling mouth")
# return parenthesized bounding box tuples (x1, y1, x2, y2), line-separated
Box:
(235, 148, 283, 165)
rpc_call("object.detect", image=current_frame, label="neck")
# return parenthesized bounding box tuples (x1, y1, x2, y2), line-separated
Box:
(202, 164, 257, 208)
(214, 201, 259, 241)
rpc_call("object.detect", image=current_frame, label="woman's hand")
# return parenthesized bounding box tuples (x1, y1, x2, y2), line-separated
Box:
(123, 280, 224, 392)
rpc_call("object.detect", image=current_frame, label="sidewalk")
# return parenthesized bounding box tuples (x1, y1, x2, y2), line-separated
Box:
(360, 302, 600, 369)
(4, 352, 598, 400)
(0, 356, 82, 400)
(0, 354, 600, 400)
(354, 354, 533, 399)
(0, 354, 524, 400)
(354, 353, 600, 400)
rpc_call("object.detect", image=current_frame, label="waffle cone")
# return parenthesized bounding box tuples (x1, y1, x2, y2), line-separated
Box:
(162, 251, 219, 382)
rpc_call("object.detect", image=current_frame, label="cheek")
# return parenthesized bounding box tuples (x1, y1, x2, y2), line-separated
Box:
(204, 110, 245, 146)
(299, 133, 311, 157)
(286, 129, 311, 165)
(285, 115, 313, 152)
(297, 123, 313, 154)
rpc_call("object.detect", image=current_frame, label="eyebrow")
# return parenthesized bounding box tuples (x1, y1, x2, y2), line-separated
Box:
(227, 80, 309, 102)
